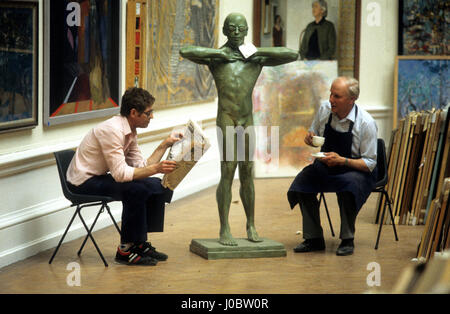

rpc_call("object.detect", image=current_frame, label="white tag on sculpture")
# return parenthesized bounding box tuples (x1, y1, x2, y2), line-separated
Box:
(239, 43, 257, 59)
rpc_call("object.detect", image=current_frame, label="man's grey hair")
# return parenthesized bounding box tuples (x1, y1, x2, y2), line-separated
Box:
(339, 76, 360, 99)
(313, 0, 328, 18)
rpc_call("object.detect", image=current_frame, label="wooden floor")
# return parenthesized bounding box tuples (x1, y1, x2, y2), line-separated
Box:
(0, 178, 424, 294)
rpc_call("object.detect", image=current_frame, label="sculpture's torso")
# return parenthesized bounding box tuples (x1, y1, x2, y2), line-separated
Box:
(210, 55, 262, 127)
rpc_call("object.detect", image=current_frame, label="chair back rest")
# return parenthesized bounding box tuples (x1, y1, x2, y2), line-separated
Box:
(376, 138, 388, 187)
(54, 149, 76, 201)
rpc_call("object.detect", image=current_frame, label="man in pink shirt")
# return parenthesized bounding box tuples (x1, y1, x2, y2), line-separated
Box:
(67, 87, 181, 266)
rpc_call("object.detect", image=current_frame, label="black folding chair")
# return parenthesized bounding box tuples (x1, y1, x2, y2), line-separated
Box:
(319, 138, 399, 249)
(49, 149, 121, 266)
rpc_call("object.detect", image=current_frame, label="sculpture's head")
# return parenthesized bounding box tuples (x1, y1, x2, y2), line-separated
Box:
(223, 13, 248, 48)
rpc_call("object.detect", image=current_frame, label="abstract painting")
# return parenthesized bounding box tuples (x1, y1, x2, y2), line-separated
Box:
(146, 0, 219, 109)
(0, 1, 38, 133)
(394, 56, 449, 127)
(252, 60, 338, 177)
(399, 0, 449, 55)
(44, 0, 121, 126)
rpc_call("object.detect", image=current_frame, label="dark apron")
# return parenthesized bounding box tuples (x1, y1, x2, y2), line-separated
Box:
(287, 105, 376, 212)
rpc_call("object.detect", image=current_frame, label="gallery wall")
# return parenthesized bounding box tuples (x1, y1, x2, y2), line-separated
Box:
(359, 0, 397, 134)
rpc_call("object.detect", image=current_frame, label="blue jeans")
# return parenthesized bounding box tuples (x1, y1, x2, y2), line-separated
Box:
(68, 174, 173, 243)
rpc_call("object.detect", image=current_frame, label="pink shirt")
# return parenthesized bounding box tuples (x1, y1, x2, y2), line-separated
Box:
(67, 115, 146, 186)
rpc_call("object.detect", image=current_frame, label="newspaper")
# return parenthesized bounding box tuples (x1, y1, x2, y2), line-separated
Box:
(162, 119, 211, 190)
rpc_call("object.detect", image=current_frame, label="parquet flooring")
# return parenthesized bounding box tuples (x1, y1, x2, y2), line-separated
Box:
(0, 178, 424, 294)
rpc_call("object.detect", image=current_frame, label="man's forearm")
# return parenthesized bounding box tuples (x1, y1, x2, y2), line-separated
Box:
(345, 157, 370, 172)
(133, 164, 157, 180)
(180, 46, 223, 59)
(146, 141, 169, 165)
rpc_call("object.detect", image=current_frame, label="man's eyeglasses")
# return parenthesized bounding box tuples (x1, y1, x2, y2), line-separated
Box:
(141, 109, 153, 117)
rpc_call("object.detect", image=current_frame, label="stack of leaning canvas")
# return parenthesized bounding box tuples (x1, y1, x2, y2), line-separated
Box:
(375, 108, 449, 228)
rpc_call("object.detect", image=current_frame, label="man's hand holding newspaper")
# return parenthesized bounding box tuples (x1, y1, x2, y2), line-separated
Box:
(161, 120, 211, 190)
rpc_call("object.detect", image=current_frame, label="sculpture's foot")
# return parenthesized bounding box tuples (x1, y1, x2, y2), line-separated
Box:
(247, 225, 263, 242)
(219, 229, 238, 246)
(219, 235, 238, 246)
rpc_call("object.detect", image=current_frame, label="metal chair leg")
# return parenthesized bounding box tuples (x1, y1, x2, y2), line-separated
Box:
(375, 190, 385, 224)
(105, 204, 121, 234)
(385, 191, 399, 241)
(49, 207, 79, 264)
(77, 204, 104, 257)
(77, 210, 108, 267)
(375, 189, 399, 249)
(320, 192, 335, 237)
(375, 200, 387, 250)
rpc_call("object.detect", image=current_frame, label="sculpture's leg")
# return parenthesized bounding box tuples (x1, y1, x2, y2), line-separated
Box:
(237, 125, 261, 242)
(239, 160, 261, 242)
(216, 161, 238, 246)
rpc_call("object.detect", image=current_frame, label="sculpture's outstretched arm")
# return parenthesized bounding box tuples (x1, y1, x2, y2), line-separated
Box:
(251, 47, 299, 66)
(179, 46, 225, 65)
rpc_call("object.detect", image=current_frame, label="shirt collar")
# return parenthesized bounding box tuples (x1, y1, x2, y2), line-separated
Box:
(346, 104, 357, 123)
(334, 104, 357, 123)
(118, 115, 134, 136)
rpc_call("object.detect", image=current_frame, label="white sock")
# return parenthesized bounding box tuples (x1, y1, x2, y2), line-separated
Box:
(119, 243, 133, 251)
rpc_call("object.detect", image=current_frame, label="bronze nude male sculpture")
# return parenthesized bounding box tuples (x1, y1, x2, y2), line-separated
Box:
(180, 13, 298, 246)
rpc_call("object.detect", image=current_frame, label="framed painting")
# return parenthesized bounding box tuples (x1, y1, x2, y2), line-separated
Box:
(44, 0, 122, 126)
(125, 0, 147, 89)
(252, 60, 338, 177)
(146, 0, 219, 109)
(0, 0, 38, 133)
(399, 0, 449, 55)
(253, 0, 361, 79)
(394, 56, 449, 128)
(262, 0, 272, 35)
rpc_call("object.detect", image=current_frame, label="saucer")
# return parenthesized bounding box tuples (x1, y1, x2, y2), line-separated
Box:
(311, 152, 326, 158)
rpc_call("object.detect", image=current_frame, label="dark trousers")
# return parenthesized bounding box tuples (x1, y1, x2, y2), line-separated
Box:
(68, 175, 172, 243)
(297, 191, 359, 240)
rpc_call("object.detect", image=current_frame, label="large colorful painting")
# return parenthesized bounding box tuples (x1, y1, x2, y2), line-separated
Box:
(147, 0, 219, 109)
(252, 61, 338, 177)
(44, 0, 121, 126)
(394, 56, 449, 128)
(399, 0, 449, 55)
(0, 1, 38, 133)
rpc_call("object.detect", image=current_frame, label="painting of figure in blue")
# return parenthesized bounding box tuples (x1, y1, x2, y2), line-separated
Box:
(396, 58, 449, 121)
(0, 2, 37, 131)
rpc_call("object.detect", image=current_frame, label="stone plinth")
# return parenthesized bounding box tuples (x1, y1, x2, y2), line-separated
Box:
(190, 238, 287, 260)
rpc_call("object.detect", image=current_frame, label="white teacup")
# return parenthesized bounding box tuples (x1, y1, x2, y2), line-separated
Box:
(312, 136, 325, 147)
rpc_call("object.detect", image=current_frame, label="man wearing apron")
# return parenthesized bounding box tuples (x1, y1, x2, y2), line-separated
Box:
(287, 77, 378, 256)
